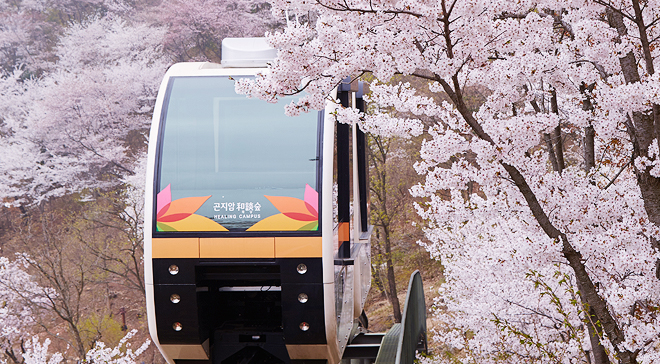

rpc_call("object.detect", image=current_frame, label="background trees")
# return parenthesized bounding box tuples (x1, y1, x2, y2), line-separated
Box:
(0, 15, 166, 203)
(0, 0, 232, 362)
(366, 79, 446, 326)
(369, 133, 417, 324)
(0, 257, 46, 363)
(157, 0, 279, 62)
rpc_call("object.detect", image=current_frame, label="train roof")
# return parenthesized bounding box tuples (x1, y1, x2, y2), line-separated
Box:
(162, 37, 277, 77)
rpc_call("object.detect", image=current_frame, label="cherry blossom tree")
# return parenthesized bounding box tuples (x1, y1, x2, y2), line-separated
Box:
(0, 0, 125, 76)
(0, 6, 166, 360)
(0, 15, 167, 204)
(156, 0, 280, 62)
(0, 257, 48, 364)
(17, 330, 150, 364)
(239, 0, 660, 363)
(0, 248, 151, 363)
(20, 336, 63, 364)
(83, 329, 150, 364)
(0, 1, 46, 74)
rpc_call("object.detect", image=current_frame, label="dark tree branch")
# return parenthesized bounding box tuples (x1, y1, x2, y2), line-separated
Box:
(314, 0, 423, 18)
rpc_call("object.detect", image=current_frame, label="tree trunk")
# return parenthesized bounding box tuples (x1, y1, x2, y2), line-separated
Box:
(551, 90, 565, 173)
(369, 135, 403, 323)
(383, 226, 402, 323)
(586, 307, 611, 364)
(68, 319, 87, 359)
(584, 125, 595, 171)
(607, 7, 660, 235)
(439, 73, 637, 364)
(371, 263, 388, 299)
(581, 83, 609, 364)
(544, 133, 560, 172)
(581, 83, 596, 171)
(371, 238, 388, 299)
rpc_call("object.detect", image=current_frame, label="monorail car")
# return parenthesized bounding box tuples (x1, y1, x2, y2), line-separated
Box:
(144, 38, 372, 364)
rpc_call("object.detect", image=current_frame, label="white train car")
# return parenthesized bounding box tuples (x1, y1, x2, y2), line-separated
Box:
(144, 38, 372, 364)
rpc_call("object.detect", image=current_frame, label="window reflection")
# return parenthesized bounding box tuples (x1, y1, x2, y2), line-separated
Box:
(157, 76, 319, 232)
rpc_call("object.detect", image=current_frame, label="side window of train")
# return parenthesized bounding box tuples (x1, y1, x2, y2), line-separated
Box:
(354, 94, 369, 233)
(334, 89, 353, 258)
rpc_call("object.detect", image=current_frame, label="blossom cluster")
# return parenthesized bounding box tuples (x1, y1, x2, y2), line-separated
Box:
(243, 0, 660, 362)
(0, 14, 168, 204)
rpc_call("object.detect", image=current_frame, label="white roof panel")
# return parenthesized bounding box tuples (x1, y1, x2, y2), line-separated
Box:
(221, 37, 276, 68)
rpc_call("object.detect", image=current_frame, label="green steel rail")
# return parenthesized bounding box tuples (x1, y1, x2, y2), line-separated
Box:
(374, 270, 427, 364)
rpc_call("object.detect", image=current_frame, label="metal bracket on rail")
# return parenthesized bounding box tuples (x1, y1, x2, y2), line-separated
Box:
(342, 270, 427, 364)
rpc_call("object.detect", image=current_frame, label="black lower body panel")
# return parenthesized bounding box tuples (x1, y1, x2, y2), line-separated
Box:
(153, 258, 327, 363)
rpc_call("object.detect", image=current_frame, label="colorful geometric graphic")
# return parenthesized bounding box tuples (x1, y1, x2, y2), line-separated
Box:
(247, 184, 319, 231)
(156, 184, 228, 232)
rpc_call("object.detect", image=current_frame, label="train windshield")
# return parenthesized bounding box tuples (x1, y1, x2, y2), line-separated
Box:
(156, 76, 319, 233)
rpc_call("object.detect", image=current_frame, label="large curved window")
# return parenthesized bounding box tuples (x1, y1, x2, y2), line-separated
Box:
(156, 76, 319, 232)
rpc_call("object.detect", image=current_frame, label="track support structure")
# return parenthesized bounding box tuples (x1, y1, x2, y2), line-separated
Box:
(342, 270, 427, 364)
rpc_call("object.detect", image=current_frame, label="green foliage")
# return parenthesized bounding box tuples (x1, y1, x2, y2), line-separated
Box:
(79, 313, 125, 350)
(491, 267, 593, 364)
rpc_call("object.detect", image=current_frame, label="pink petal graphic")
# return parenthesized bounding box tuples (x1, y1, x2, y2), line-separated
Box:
(264, 195, 308, 215)
(159, 196, 212, 222)
(304, 184, 318, 215)
(157, 202, 171, 220)
(283, 212, 318, 221)
(157, 185, 172, 216)
(304, 202, 318, 219)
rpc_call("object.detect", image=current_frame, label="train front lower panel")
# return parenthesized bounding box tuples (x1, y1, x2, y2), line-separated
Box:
(151, 255, 327, 345)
